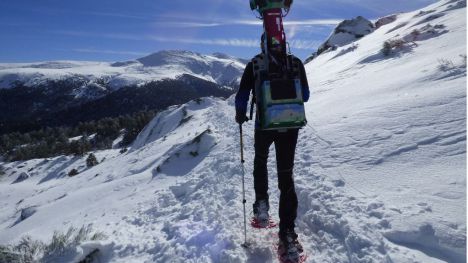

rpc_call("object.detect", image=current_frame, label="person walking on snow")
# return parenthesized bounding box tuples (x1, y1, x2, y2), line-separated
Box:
(234, 34, 310, 252)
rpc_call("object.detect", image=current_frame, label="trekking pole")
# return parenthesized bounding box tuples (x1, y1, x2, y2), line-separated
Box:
(239, 124, 249, 248)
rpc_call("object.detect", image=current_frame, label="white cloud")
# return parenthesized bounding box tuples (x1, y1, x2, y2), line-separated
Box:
(286, 24, 298, 39)
(72, 48, 147, 56)
(288, 39, 321, 50)
(54, 30, 319, 50)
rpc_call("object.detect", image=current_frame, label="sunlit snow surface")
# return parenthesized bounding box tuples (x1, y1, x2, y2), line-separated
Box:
(0, 0, 466, 262)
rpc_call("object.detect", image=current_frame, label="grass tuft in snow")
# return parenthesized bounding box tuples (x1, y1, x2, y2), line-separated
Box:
(437, 58, 457, 71)
(437, 55, 467, 74)
(0, 225, 106, 263)
(0, 236, 43, 263)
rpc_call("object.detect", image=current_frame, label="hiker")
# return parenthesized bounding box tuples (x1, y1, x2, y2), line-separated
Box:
(235, 32, 310, 254)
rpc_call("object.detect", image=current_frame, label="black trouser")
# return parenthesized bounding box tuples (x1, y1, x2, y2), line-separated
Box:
(253, 128, 299, 233)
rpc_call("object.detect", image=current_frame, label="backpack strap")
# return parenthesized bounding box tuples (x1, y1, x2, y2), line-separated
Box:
(250, 54, 267, 120)
(287, 54, 302, 79)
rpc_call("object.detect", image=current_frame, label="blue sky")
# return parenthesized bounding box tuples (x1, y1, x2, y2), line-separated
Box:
(0, 0, 438, 62)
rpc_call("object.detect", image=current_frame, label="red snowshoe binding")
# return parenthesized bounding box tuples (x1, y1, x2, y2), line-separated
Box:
(251, 200, 277, 228)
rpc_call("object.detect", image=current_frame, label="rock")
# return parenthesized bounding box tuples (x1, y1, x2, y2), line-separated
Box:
(375, 14, 398, 29)
(314, 16, 375, 57)
(20, 206, 37, 221)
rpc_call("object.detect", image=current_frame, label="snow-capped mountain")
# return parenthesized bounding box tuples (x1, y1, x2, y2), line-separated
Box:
(0, 51, 245, 134)
(0, 0, 466, 262)
(0, 50, 245, 90)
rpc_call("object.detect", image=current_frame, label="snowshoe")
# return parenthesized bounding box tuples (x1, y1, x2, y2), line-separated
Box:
(277, 229, 307, 263)
(250, 217, 277, 229)
(252, 200, 272, 228)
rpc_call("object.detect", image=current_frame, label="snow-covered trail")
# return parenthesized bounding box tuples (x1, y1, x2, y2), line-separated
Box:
(104, 90, 462, 263)
(109, 97, 392, 263)
(105, 88, 463, 263)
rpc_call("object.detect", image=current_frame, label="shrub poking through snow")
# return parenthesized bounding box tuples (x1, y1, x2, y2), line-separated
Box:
(0, 225, 106, 263)
(86, 153, 99, 168)
(0, 236, 44, 263)
(68, 169, 79, 177)
(437, 56, 467, 75)
(382, 38, 408, 56)
(0, 165, 5, 176)
(437, 58, 456, 71)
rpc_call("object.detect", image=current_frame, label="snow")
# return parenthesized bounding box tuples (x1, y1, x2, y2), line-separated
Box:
(0, 0, 466, 262)
(0, 50, 245, 90)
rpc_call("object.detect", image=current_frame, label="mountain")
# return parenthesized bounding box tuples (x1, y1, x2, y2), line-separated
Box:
(0, 51, 246, 134)
(136, 50, 245, 86)
(0, 0, 466, 262)
(0, 50, 246, 90)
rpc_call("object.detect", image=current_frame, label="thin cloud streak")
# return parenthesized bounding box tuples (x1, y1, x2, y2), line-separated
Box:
(152, 19, 342, 28)
(284, 19, 342, 26)
(80, 11, 151, 20)
(53, 30, 146, 41)
(72, 48, 147, 56)
(53, 30, 318, 50)
(153, 22, 223, 28)
(149, 36, 259, 48)
(149, 36, 319, 50)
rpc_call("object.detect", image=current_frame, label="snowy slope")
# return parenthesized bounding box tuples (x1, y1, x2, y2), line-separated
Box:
(0, 0, 466, 262)
(0, 50, 245, 90)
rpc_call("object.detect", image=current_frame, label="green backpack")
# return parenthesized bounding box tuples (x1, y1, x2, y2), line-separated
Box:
(251, 54, 307, 130)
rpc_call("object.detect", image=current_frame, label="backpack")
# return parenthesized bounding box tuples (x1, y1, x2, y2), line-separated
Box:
(251, 53, 307, 130)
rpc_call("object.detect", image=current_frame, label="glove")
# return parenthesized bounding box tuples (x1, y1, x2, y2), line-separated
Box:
(235, 111, 249, 124)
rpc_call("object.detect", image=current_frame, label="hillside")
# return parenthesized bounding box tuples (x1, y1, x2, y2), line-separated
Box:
(0, 0, 466, 262)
